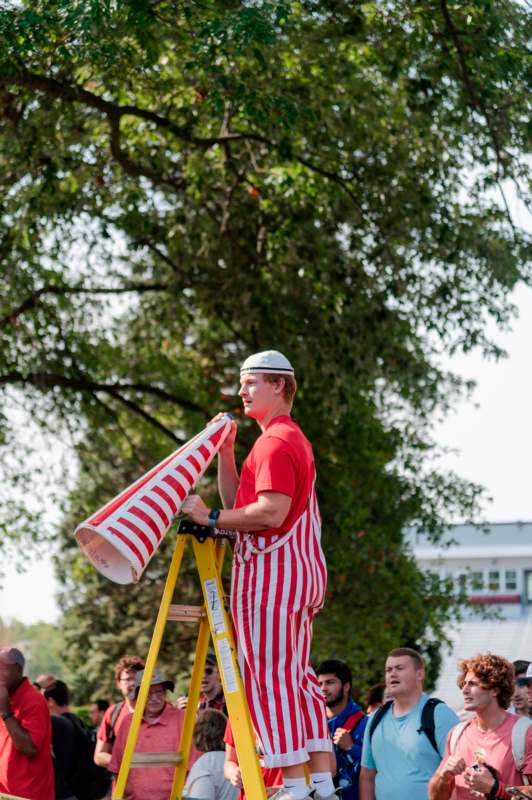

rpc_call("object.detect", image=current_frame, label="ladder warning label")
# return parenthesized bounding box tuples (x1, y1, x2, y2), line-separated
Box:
(217, 638, 238, 694)
(204, 578, 226, 634)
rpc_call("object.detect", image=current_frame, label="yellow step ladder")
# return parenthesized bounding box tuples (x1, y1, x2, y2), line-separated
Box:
(113, 520, 268, 800)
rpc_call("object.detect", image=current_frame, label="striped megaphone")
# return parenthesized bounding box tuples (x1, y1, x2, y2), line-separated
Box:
(75, 414, 232, 584)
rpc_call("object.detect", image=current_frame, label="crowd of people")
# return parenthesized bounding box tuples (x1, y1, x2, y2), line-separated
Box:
(2, 643, 532, 800)
(3, 354, 531, 800)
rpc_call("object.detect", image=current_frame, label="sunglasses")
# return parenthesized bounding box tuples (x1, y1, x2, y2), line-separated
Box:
(516, 677, 531, 687)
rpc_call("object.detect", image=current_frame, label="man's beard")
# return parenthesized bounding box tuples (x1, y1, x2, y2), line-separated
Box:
(325, 687, 345, 708)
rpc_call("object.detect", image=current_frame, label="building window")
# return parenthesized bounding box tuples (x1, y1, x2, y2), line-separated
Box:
(471, 572, 484, 591)
(488, 570, 500, 592)
(505, 570, 517, 592)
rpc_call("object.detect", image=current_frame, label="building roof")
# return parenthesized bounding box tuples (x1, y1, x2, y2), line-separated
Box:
(408, 521, 532, 561)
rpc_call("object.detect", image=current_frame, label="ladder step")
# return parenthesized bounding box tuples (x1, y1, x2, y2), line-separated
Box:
(167, 604, 206, 622)
(131, 751, 183, 767)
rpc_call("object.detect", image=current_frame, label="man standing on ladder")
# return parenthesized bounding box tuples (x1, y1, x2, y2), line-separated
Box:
(183, 349, 336, 800)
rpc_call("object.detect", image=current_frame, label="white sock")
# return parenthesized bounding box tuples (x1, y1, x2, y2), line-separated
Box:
(310, 771, 336, 796)
(282, 775, 310, 800)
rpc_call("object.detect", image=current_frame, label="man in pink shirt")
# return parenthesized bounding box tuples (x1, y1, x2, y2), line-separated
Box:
(429, 654, 532, 799)
(109, 668, 199, 799)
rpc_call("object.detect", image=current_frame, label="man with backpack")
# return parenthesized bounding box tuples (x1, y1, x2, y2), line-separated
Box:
(429, 654, 532, 799)
(45, 679, 110, 800)
(359, 647, 458, 800)
(317, 659, 368, 800)
(93, 654, 144, 782)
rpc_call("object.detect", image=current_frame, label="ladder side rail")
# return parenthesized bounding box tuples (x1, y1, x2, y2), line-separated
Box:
(113, 534, 188, 800)
(170, 538, 227, 800)
(192, 537, 268, 800)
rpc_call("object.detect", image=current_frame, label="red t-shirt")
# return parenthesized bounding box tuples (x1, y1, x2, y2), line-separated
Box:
(234, 415, 316, 537)
(97, 700, 132, 744)
(224, 721, 283, 799)
(0, 677, 54, 800)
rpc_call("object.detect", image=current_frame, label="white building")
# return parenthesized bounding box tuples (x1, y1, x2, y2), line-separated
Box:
(410, 521, 532, 710)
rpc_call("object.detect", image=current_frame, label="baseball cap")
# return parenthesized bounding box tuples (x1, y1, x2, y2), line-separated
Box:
(521, 663, 532, 685)
(128, 668, 174, 700)
(0, 647, 25, 669)
(240, 350, 294, 376)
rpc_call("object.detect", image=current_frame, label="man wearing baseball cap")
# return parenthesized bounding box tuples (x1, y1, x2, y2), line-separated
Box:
(183, 350, 335, 800)
(0, 646, 54, 800)
(108, 668, 200, 799)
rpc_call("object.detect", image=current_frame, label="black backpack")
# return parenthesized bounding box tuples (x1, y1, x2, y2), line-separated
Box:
(368, 697, 443, 755)
(62, 712, 111, 800)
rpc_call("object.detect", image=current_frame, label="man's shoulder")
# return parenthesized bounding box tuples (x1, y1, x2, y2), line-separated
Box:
(12, 678, 48, 714)
(432, 699, 460, 724)
(257, 418, 311, 454)
(160, 703, 185, 723)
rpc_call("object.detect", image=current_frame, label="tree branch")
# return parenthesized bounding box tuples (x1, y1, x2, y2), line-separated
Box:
(0, 371, 209, 433)
(107, 114, 185, 190)
(0, 283, 169, 328)
(0, 67, 367, 212)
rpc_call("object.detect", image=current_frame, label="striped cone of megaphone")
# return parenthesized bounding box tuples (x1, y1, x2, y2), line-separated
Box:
(75, 414, 233, 584)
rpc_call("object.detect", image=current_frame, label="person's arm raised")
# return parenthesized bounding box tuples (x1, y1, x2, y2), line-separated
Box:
(428, 754, 465, 800)
(217, 420, 239, 509)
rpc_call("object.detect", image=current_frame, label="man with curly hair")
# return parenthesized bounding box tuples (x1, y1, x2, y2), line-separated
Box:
(94, 654, 145, 772)
(429, 653, 532, 799)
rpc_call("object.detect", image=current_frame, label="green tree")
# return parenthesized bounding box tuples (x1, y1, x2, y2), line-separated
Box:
(0, 0, 530, 694)
(0, 617, 65, 681)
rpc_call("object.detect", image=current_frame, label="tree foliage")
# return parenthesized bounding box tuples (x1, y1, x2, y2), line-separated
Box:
(0, 0, 530, 696)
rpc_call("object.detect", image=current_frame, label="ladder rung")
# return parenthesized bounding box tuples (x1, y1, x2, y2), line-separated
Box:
(131, 751, 183, 767)
(167, 604, 206, 622)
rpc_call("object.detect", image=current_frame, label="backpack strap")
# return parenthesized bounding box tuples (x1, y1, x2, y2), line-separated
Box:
(417, 698, 443, 755)
(449, 719, 470, 754)
(342, 710, 366, 737)
(108, 701, 124, 745)
(369, 700, 393, 740)
(512, 715, 532, 784)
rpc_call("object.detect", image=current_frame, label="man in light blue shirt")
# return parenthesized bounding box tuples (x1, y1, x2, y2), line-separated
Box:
(360, 647, 458, 800)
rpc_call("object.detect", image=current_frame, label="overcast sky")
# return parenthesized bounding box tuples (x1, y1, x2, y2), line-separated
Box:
(1, 279, 531, 625)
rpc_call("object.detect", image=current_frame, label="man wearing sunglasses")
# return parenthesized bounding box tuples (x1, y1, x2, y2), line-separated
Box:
(512, 661, 531, 718)
(198, 654, 227, 716)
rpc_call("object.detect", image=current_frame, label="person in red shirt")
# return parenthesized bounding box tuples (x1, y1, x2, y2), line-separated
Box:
(0, 646, 54, 800)
(183, 350, 336, 800)
(177, 653, 227, 717)
(94, 654, 144, 771)
(224, 719, 283, 799)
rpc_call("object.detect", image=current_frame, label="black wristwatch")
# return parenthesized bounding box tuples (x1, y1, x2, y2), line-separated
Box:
(208, 509, 221, 529)
(1, 710, 14, 722)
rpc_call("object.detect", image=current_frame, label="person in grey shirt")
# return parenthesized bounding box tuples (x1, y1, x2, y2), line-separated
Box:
(184, 709, 238, 800)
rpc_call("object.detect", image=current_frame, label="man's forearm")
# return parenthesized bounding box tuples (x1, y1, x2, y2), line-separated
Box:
(217, 449, 239, 509)
(3, 716, 38, 757)
(359, 770, 376, 800)
(428, 772, 454, 800)
(94, 741, 112, 767)
(218, 499, 287, 531)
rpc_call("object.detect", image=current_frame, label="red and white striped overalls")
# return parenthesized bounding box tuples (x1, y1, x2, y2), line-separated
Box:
(231, 483, 331, 768)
